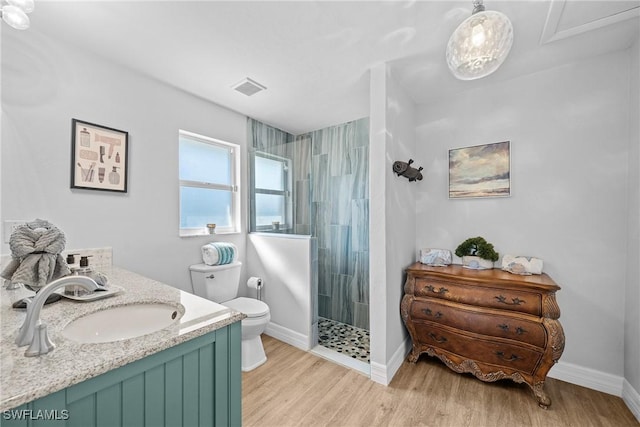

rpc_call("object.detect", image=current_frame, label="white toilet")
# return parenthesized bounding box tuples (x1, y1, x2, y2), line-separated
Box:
(189, 261, 270, 372)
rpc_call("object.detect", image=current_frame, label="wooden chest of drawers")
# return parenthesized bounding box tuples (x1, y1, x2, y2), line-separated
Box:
(401, 263, 565, 408)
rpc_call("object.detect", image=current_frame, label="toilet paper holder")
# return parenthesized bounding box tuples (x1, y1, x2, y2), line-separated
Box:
(248, 277, 263, 300)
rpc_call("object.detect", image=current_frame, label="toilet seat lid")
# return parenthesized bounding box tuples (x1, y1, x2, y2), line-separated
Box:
(225, 297, 269, 318)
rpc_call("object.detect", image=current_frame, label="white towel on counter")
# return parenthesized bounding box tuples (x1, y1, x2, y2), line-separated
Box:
(201, 242, 237, 266)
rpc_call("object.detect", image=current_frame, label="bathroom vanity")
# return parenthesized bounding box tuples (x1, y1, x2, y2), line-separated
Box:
(0, 267, 244, 426)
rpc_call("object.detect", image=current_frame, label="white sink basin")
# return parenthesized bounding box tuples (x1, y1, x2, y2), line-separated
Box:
(62, 303, 184, 343)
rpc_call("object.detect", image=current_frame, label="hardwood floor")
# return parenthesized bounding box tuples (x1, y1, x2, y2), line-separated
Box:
(243, 336, 639, 427)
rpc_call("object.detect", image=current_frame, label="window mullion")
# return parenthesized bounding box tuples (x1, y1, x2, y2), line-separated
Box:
(254, 188, 287, 196)
(180, 179, 233, 192)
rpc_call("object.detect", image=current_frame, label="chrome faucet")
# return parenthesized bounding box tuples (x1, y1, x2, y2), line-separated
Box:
(16, 275, 98, 357)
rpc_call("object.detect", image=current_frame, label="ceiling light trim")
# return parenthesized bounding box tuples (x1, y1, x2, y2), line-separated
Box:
(540, 0, 640, 45)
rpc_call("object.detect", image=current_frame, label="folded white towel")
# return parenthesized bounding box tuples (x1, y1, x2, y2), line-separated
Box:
(501, 254, 543, 275)
(201, 242, 237, 266)
(420, 248, 452, 266)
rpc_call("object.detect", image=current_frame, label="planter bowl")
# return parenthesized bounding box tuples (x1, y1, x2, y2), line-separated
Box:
(462, 255, 494, 270)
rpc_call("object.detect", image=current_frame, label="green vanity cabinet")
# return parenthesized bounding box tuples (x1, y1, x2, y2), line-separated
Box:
(2, 321, 241, 427)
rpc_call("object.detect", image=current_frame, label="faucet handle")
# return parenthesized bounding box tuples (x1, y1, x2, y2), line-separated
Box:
(25, 323, 55, 357)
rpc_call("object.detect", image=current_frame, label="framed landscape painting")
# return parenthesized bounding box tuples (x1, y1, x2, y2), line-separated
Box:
(449, 141, 510, 199)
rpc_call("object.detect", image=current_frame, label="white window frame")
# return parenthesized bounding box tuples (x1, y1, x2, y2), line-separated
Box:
(252, 151, 292, 232)
(179, 130, 241, 236)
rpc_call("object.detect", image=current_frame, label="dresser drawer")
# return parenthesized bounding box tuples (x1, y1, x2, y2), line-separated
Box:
(409, 299, 547, 348)
(414, 277, 542, 316)
(412, 322, 543, 374)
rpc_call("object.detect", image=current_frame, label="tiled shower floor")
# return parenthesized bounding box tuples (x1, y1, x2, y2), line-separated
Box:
(318, 317, 370, 363)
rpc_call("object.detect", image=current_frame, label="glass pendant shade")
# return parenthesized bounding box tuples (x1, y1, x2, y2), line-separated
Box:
(446, 8, 513, 80)
(1, 5, 30, 30)
(6, 0, 34, 14)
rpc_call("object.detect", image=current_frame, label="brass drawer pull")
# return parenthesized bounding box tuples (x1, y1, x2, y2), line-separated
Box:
(496, 351, 521, 362)
(428, 333, 447, 343)
(425, 285, 449, 295)
(498, 324, 527, 335)
(421, 308, 443, 319)
(495, 295, 525, 306)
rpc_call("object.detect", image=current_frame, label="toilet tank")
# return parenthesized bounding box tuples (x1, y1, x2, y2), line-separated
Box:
(189, 261, 242, 303)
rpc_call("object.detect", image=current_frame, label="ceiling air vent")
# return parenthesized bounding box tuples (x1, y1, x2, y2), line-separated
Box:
(232, 78, 267, 96)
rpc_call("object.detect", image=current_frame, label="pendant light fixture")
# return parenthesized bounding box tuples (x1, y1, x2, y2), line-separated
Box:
(446, 0, 513, 80)
(1, 0, 35, 30)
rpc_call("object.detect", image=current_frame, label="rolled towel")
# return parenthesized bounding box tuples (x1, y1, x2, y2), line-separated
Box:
(201, 242, 237, 266)
(1, 219, 71, 289)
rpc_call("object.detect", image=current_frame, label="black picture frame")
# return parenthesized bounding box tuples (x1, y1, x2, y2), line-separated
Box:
(71, 119, 129, 193)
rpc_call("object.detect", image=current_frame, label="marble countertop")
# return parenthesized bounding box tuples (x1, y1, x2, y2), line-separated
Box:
(0, 267, 245, 411)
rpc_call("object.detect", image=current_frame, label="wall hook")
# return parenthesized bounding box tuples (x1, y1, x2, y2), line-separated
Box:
(393, 159, 423, 182)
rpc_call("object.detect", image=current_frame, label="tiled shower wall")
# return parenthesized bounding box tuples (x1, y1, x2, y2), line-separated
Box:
(249, 117, 370, 331)
(293, 134, 312, 236)
(305, 118, 370, 330)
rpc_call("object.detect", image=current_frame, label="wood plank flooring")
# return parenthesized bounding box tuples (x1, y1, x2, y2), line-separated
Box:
(243, 335, 639, 427)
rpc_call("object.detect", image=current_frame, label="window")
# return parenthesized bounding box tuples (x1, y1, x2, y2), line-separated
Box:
(179, 130, 240, 235)
(251, 151, 292, 231)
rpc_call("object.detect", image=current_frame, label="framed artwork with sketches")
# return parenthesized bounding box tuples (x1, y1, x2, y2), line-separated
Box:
(71, 119, 129, 193)
(449, 141, 510, 199)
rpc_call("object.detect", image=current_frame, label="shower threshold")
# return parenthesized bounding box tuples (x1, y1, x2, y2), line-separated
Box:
(312, 317, 370, 376)
(311, 344, 370, 376)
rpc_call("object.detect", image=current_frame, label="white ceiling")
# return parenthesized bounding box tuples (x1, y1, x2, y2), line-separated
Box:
(16, 1, 640, 134)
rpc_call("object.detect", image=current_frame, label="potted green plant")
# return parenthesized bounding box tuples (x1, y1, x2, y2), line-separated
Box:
(455, 236, 499, 270)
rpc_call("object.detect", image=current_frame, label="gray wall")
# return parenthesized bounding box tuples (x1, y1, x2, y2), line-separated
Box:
(382, 69, 417, 364)
(625, 39, 640, 396)
(1, 29, 248, 293)
(415, 49, 633, 380)
(369, 64, 417, 383)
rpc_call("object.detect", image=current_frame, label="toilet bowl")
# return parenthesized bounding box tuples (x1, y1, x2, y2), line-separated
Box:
(189, 262, 270, 372)
(223, 296, 270, 371)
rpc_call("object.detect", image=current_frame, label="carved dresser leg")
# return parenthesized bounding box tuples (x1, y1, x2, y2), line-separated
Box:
(532, 381, 551, 409)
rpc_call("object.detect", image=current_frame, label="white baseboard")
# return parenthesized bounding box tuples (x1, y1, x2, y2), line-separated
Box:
(370, 337, 412, 385)
(623, 379, 640, 422)
(548, 361, 624, 397)
(265, 322, 311, 351)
